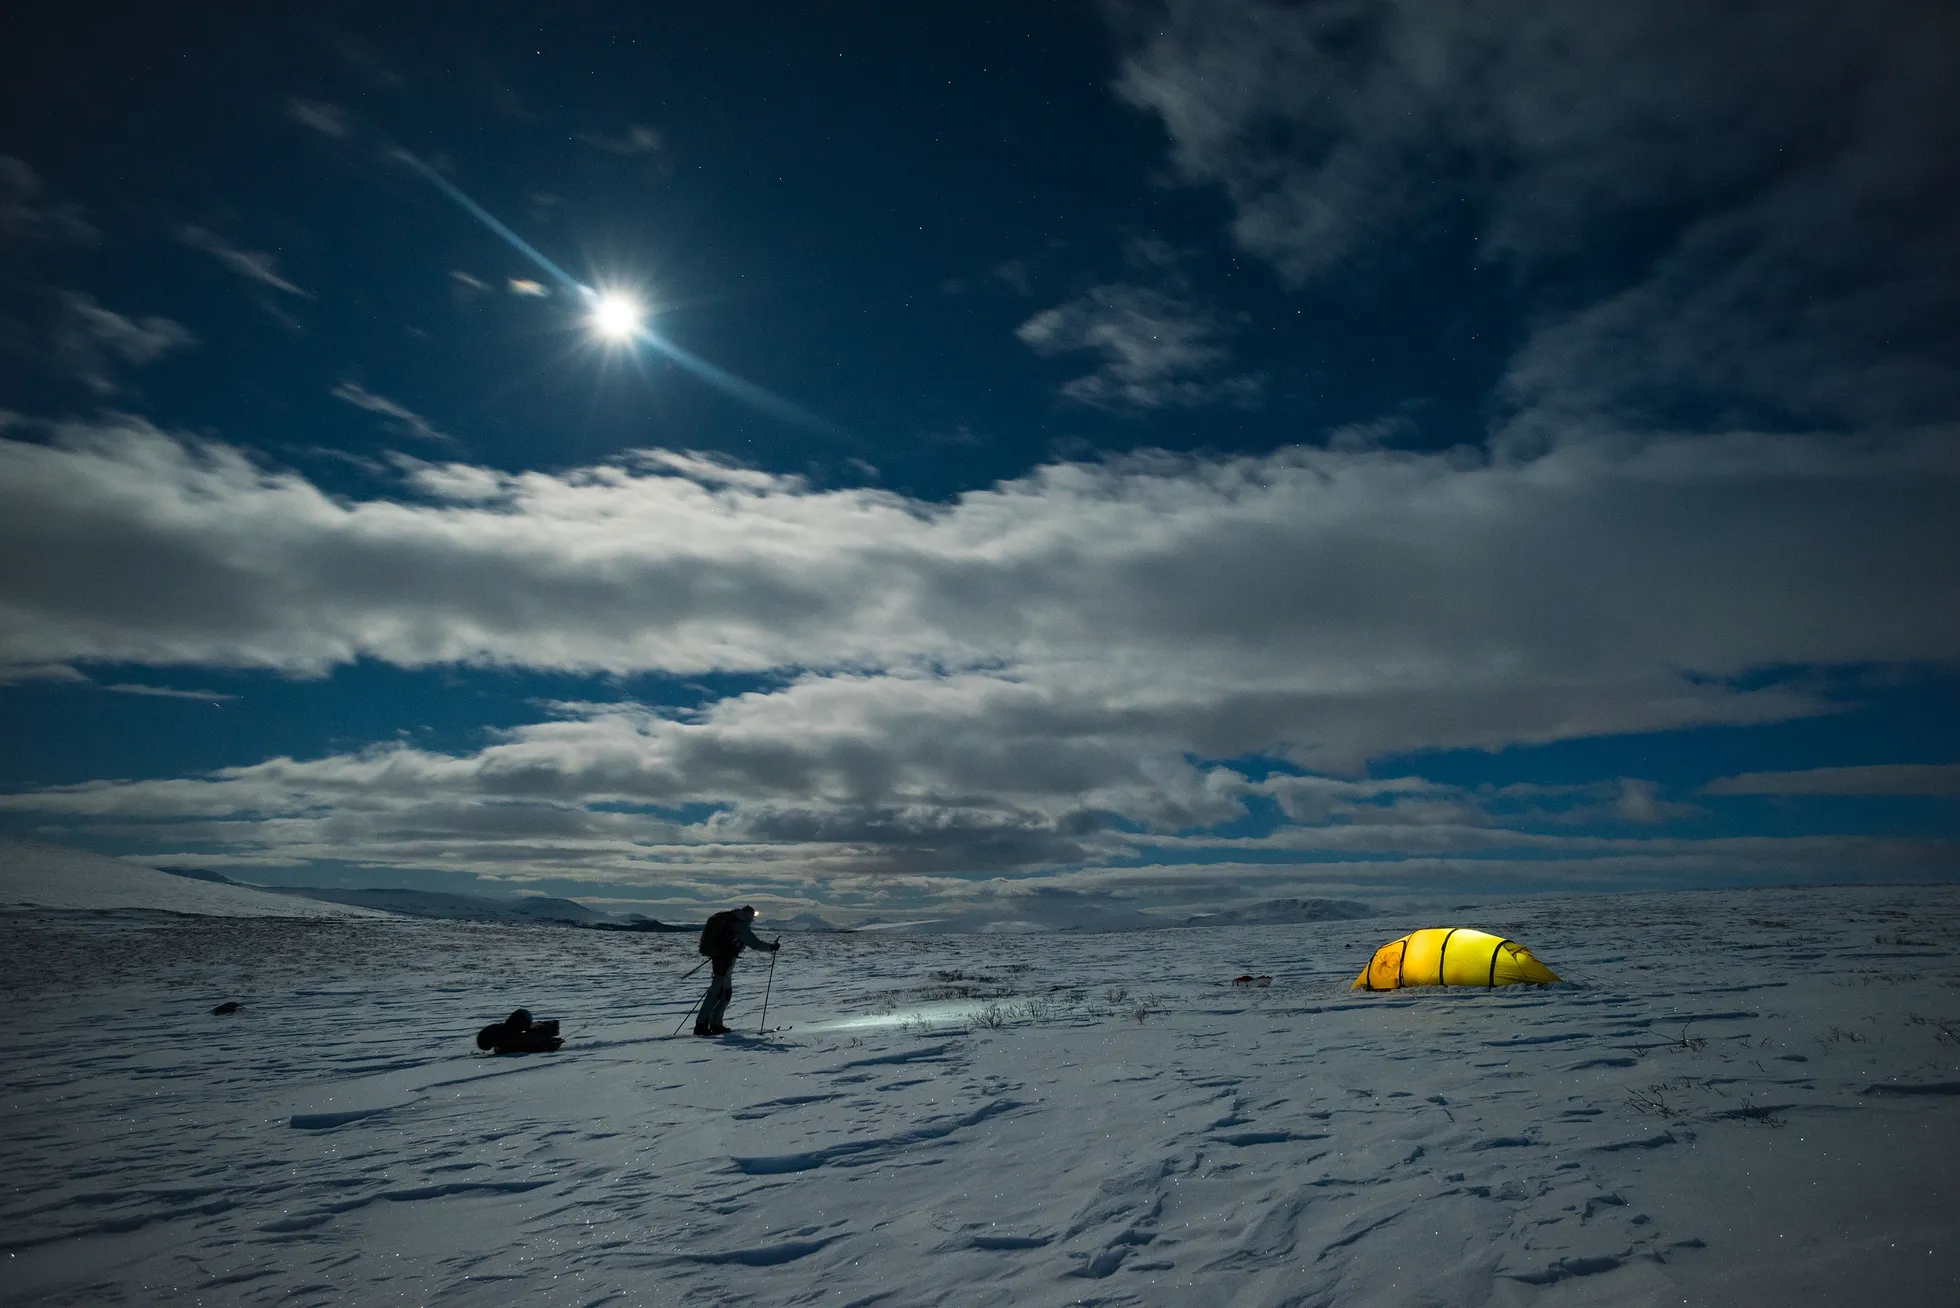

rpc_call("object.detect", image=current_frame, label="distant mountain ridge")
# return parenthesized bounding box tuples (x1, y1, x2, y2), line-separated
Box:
(145, 860, 1367, 933)
(583, 916, 697, 933)
(852, 894, 1373, 935)
(1183, 898, 1374, 927)
(268, 886, 621, 925)
(160, 866, 238, 884)
(778, 912, 851, 933)
(264, 889, 854, 932)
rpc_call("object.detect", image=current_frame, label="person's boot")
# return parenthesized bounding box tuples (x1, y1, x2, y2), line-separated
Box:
(693, 1023, 714, 1037)
(709, 1024, 732, 1035)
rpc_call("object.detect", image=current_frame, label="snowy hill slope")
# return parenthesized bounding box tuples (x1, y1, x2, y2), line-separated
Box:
(0, 841, 392, 918)
(275, 885, 615, 925)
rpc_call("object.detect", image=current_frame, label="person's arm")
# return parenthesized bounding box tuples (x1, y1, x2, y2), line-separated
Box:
(736, 920, 780, 951)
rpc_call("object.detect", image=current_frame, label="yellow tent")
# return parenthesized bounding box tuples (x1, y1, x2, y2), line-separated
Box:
(1351, 927, 1560, 990)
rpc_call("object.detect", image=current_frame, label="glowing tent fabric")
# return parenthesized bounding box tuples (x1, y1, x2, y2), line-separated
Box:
(1351, 928, 1561, 990)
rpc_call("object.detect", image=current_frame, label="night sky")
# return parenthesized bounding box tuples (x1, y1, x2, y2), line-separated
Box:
(2, 2, 1955, 919)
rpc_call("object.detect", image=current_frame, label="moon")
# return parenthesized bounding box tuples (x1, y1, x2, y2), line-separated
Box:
(590, 292, 643, 341)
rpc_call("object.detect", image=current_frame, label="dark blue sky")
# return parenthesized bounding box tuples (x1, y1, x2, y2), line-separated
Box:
(2, 1, 1955, 917)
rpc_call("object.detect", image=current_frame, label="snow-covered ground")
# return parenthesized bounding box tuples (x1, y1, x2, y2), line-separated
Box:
(4, 874, 1958, 1306)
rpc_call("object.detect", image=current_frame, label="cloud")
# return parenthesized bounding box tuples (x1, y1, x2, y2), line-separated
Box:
(0, 662, 87, 686)
(578, 124, 664, 156)
(103, 682, 236, 702)
(331, 35, 408, 91)
(0, 155, 97, 243)
(1609, 777, 1700, 825)
(1122, 235, 1187, 276)
(1704, 764, 1960, 798)
(1113, 1, 1952, 274)
(471, 59, 533, 121)
(53, 293, 196, 393)
(988, 258, 1037, 297)
(175, 225, 309, 297)
(330, 382, 458, 447)
(1, 418, 1955, 771)
(1251, 772, 1702, 836)
(508, 279, 548, 297)
(391, 457, 504, 502)
(3, 706, 1944, 893)
(286, 97, 350, 138)
(921, 424, 986, 447)
(1016, 284, 1261, 410)
(1110, 0, 1960, 441)
(1493, 158, 1960, 445)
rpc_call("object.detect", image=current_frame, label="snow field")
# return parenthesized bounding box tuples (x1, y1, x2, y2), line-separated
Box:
(3, 884, 1959, 1306)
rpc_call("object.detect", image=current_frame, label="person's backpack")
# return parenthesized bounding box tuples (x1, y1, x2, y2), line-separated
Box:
(699, 909, 745, 958)
(474, 1008, 562, 1054)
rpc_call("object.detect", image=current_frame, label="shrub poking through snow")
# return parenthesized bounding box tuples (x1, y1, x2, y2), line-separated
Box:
(1732, 1099, 1788, 1128)
(1657, 1025, 1707, 1053)
(1905, 1013, 1959, 1046)
(1626, 1083, 1681, 1119)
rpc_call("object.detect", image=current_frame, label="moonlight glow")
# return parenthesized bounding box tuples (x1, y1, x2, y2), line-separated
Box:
(590, 292, 643, 341)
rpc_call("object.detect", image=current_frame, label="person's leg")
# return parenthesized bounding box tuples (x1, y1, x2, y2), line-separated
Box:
(707, 957, 736, 1032)
(697, 961, 733, 1034)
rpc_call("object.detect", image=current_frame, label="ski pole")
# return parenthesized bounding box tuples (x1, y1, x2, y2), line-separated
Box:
(758, 948, 778, 1035)
(676, 958, 707, 982)
(672, 989, 706, 1036)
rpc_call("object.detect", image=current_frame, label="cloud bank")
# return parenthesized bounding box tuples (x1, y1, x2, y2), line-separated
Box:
(1705, 765, 1960, 798)
(4, 420, 1953, 726)
(1, 418, 1955, 887)
(5, 698, 1947, 906)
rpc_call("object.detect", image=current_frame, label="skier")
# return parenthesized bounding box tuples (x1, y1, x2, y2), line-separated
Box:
(694, 905, 779, 1036)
